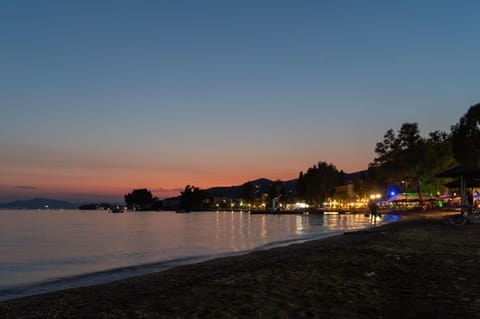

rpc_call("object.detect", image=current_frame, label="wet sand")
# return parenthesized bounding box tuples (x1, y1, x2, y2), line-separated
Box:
(1, 210, 479, 318)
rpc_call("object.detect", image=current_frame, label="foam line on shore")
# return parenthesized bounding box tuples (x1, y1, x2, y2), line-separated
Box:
(0, 215, 400, 302)
(0, 232, 346, 301)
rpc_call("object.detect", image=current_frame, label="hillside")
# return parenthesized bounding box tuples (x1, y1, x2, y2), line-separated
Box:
(0, 170, 367, 207)
(0, 198, 78, 210)
(205, 178, 297, 198)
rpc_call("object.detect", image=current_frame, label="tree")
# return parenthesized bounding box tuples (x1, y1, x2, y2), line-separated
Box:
(267, 180, 285, 209)
(351, 171, 369, 198)
(371, 123, 455, 200)
(451, 102, 480, 166)
(296, 161, 341, 206)
(241, 182, 255, 205)
(124, 188, 154, 211)
(372, 123, 424, 199)
(421, 131, 457, 195)
(180, 185, 206, 211)
(296, 171, 306, 199)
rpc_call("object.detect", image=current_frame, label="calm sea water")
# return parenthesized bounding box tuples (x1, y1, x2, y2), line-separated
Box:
(0, 210, 399, 301)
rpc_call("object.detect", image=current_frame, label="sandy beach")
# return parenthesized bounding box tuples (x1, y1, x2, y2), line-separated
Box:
(1, 210, 479, 318)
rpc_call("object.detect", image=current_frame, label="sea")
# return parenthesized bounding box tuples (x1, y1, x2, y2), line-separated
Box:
(0, 210, 399, 301)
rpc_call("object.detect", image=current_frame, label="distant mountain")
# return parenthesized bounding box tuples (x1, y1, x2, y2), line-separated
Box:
(203, 170, 366, 199)
(0, 198, 78, 210)
(205, 178, 297, 199)
(341, 170, 369, 184)
(0, 171, 366, 209)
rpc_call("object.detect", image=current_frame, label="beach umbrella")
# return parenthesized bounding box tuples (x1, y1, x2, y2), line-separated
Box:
(444, 178, 480, 188)
(436, 164, 480, 178)
(386, 193, 419, 203)
(438, 193, 453, 199)
(436, 165, 480, 213)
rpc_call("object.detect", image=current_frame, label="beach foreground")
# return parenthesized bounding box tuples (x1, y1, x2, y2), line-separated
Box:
(1, 211, 479, 318)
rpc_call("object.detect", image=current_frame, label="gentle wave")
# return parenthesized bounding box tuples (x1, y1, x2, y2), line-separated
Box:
(0, 231, 346, 301)
(0, 211, 399, 301)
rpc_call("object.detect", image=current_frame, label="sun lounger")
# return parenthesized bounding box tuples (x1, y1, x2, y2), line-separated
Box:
(444, 211, 480, 225)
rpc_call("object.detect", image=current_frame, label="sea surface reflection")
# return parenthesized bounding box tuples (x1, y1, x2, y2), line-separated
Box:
(0, 210, 398, 300)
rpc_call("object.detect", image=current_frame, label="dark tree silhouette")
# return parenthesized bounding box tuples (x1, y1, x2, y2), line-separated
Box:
(124, 188, 154, 211)
(371, 123, 455, 200)
(372, 123, 425, 199)
(451, 102, 480, 166)
(297, 162, 341, 206)
(180, 185, 206, 211)
(241, 182, 255, 205)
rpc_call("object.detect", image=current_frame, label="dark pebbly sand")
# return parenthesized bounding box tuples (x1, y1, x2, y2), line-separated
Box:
(1, 211, 480, 318)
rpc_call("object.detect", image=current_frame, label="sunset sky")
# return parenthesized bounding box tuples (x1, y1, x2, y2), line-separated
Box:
(1, 1, 479, 202)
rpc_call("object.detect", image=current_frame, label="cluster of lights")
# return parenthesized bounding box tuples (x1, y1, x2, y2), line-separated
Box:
(323, 194, 384, 209)
(295, 202, 309, 209)
(324, 200, 362, 209)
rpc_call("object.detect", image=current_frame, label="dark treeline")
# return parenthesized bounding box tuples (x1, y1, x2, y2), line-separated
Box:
(289, 103, 480, 205)
(124, 188, 162, 211)
(179, 185, 207, 211)
(124, 102, 480, 210)
(296, 162, 341, 206)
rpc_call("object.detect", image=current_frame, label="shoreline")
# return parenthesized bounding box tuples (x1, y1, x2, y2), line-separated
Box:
(2, 210, 479, 318)
(0, 229, 347, 303)
(0, 211, 395, 302)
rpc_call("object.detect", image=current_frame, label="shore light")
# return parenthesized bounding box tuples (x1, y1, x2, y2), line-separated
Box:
(295, 202, 309, 209)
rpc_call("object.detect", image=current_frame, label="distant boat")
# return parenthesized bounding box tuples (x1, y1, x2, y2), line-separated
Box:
(176, 210, 190, 213)
(110, 206, 124, 213)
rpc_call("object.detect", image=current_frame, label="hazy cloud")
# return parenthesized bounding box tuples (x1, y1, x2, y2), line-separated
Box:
(15, 185, 38, 190)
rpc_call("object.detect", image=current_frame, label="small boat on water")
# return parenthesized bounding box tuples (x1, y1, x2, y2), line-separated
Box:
(176, 210, 190, 213)
(110, 206, 124, 213)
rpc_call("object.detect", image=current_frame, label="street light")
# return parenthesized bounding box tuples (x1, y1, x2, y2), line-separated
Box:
(401, 180, 408, 202)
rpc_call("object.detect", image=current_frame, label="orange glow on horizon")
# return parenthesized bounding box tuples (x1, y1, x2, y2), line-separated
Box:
(0, 148, 371, 202)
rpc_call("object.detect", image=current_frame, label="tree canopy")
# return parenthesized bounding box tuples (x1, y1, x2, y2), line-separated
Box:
(241, 182, 256, 205)
(370, 123, 455, 199)
(296, 161, 341, 205)
(124, 188, 154, 210)
(451, 102, 480, 166)
(180, 185, 207, 211)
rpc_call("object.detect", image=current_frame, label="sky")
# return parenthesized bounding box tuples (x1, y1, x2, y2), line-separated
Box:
(1, 0, 479, 203)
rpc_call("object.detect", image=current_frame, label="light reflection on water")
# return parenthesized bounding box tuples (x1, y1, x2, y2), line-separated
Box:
(0, 210, 397, 300)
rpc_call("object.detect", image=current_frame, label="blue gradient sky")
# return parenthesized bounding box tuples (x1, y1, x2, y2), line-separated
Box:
(1, 1, 479, 202)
